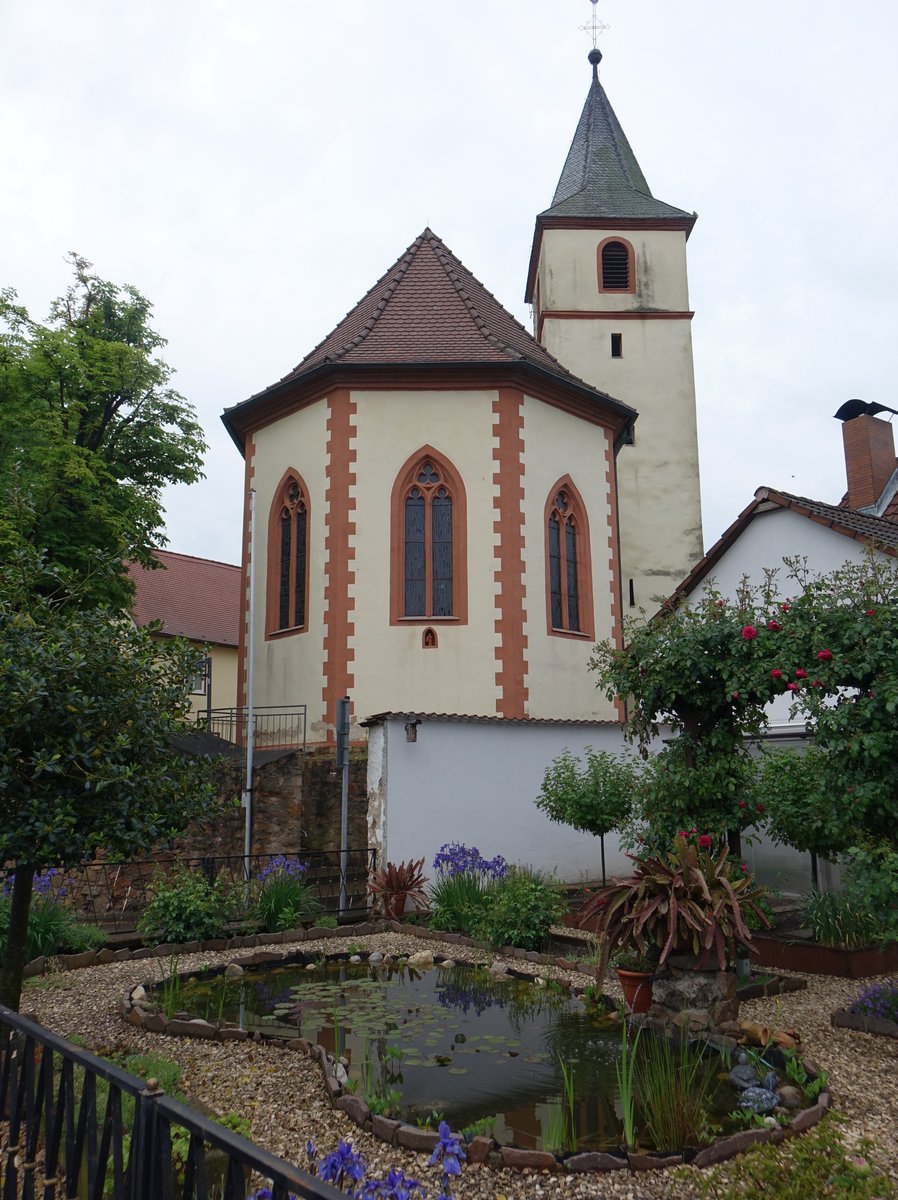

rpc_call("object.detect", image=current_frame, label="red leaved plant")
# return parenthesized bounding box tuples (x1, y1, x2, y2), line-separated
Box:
(368, 858, 428, 920)
(577, 837, 769, 985)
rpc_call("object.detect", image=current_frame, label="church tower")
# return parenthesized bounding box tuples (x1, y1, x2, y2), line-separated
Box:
(526, 47, 703, 612)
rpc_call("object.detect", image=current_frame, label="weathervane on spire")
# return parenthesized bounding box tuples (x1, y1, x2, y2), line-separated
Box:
(580, 0, 609, 50)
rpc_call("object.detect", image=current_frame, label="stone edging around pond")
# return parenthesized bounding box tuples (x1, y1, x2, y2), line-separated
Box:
(831, 1009, 898, 1040)
(116, 932, 832, 1176)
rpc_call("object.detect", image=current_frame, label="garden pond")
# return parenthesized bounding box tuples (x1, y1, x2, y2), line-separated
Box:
(160, 957, 743, 1153)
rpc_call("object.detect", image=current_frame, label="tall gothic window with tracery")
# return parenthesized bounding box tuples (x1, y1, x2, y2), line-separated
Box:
(270, 473, 308, 633)
(547, 487, 581, 633)
(404, 459, 453, 618)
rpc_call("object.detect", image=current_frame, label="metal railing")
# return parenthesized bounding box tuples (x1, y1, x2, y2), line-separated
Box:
(5, 850, 378, 935)
(0, 1005, 343, 1199)
(196, 706, 308, 753)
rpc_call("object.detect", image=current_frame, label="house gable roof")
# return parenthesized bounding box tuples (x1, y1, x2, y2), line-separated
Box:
(222, 228, 637, 449)
(665, 486, 898, 610)
(128, 550, 241, 647)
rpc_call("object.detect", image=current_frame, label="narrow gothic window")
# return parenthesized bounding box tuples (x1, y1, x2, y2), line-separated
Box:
(403, 461, 453, 617)
(268, 473, 309, 635)
(599, 239, 634, 291)
(545, 480, 594, 638)
(391, 448, 468, 626)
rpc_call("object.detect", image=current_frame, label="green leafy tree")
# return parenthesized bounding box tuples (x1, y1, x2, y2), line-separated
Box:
(0, 255, 206, 607)
(0, 551, 219, 1009)
(536, 747, 638, 882)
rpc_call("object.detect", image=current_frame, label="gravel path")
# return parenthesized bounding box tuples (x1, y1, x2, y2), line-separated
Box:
(19, 933, 898, 1199)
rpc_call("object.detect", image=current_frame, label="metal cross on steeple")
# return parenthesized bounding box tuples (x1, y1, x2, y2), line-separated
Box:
(579, 0, 609, 50)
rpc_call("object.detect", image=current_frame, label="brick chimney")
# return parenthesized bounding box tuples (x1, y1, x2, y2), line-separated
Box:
(841, 414, 896, 510)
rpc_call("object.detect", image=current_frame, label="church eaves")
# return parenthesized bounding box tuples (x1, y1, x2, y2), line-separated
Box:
(543, 50, 693, 223)
(222, 228, 637, 448)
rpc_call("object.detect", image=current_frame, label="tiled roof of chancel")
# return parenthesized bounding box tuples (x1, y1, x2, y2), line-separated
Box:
(284, 229, 594, 375)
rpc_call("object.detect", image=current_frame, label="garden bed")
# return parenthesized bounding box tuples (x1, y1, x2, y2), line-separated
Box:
(830, 1009, 898, 1040)
(750, 934, 898, 979)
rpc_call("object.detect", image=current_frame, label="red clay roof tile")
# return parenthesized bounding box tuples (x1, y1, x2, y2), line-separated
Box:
(128, 551, 241, 647)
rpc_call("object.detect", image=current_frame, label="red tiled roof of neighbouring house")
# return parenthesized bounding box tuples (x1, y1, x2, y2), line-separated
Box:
(128, 551, 241, 646)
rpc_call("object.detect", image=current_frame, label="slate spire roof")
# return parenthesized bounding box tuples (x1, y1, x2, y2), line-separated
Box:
(543, 50, 692, 222)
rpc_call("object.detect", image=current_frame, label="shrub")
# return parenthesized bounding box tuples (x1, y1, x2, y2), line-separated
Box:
(472, 867, 565, 951)
(842, 840, 898, 946)
(0, 874, 106, 962)
(255, 858, 322, 932)
(138, 866, 235, 944)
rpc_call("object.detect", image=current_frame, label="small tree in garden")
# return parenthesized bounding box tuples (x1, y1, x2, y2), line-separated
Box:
(590, 581, 782, 852)
(0, 551, 218, 1010)
(536, 747, 637, 883)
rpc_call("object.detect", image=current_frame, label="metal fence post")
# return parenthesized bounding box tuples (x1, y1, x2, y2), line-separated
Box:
(129, 1078, 166, 1200)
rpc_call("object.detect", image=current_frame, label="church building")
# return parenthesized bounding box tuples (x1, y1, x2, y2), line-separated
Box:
(221, 48, 702, 878)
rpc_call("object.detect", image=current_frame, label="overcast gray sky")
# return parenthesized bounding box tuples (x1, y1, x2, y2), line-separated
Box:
(3, 1, 897, 568)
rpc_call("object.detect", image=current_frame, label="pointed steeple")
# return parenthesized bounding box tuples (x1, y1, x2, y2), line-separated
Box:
(543, 49, 691, 222)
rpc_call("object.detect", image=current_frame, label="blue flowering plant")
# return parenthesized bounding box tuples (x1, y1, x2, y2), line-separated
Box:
(255, 855, 322, 933)
(848, 978, 898, 1025)
(428, 1122, 466, 1197)
(247, 1139, 426, 1199)
(428, 844, 507, 937)
(0, 868, 104, 961)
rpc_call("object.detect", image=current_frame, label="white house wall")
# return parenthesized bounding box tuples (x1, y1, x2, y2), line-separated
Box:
(374, 717, 632, 884)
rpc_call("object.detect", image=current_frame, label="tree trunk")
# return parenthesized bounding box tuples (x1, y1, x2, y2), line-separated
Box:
(0, 864, 36, 1011)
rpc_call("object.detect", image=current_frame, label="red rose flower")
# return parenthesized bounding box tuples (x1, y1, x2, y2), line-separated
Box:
(866, 609, 875, 616)
(817, 649, 833, 661)
(767, 619, 781, 632)
(757, 803, 766, 813)
(780, 603, 790, 613)
(741, 625, 758, 640)
(738, 800, 748, 809)
(732, 691, 740, 700)
(678, 830, 688, 839)
(771, 668, 783, 680)
(787, 682, 799, 692)
(698, 834, 712, 848)
(795, 668, 807, 679)
(740, 862, 749, 873)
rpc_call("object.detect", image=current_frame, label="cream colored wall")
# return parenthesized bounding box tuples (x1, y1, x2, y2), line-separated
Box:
(536, 226, 703, 613)
(207, 643, 238, 712)
(249, 401, 329, 729)
(537, 228, 690, 314)
(351, 388, 500, 720)
(521, 396, 618, 721)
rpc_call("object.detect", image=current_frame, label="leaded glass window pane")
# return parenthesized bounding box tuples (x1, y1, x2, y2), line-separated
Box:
(404, 489, 426, 616)
(566, 519, 580, 631)
(431, 487, 453, 617)
(548, 513, 562, 629)
(279, 510, 292, 629)
(294, 505, 307, 627)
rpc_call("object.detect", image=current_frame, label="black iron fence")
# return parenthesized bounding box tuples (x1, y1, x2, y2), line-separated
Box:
(0, 1004, 343, 1199)
(197, 706, 308, 753)
(4, 850, 378, 936)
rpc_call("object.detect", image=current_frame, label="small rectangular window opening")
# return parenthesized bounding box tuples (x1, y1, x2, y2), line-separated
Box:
(611, 332, 623, 358)
(628, 578, 636, 608)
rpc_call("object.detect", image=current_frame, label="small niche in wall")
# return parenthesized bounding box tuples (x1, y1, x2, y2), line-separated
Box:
(422, 627, 438, 649)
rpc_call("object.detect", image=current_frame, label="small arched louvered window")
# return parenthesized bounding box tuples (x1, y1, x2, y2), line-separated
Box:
(267, 471, 310, 636)
(598, 238, 635, 293)
(390, 447, 468, 625)
(544, 478, 595, 639)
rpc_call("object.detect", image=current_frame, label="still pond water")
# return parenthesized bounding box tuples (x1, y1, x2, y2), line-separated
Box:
(172, 960, 731, 1152)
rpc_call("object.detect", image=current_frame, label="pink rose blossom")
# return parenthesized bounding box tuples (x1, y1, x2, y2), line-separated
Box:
(787, 682, 800, 692)
(698, 834, 712, 849)
(771, 668, 783, 680)
(741, 625, 758, 640)
(767, 619, 781, 632)
(817, 649, 833, 661)
(795, 668, 807, 679)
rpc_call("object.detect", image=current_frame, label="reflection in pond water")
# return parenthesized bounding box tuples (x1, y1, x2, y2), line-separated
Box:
(170, 960, 732, 1153)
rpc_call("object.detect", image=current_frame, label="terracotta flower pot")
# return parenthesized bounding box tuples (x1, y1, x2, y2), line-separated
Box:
(616, 967, 653, 1014)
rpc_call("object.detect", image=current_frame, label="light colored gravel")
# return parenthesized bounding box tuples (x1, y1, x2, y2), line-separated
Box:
(19, 934, 898, 1199)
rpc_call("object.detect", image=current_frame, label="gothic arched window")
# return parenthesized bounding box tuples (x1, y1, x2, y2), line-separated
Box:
(545, 479, 595, 638)
(598, 238, 635, 293)
(391, 448, 467, 625)
(267, 471, 310, 636)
